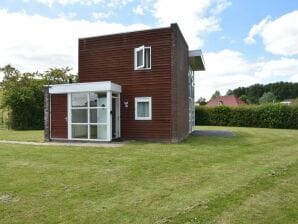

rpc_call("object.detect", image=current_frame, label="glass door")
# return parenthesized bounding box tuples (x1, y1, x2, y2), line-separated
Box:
(70, 92, 108, 141)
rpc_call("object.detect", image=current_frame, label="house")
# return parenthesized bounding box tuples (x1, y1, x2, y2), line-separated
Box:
(44, 23, 205, 142)
(206, 95, 246, 107)
(280, 99, 296, 105)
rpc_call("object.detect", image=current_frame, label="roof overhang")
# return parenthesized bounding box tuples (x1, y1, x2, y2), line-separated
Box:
(47, 81, 122, 94)
(189, 50, 205, 71)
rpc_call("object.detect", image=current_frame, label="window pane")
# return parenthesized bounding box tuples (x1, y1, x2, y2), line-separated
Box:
(72, 125, 88, 139)
(72, 109, 87, 123)
(71, 93, 88, 107)
(144, 48, 151, 68)
(90, 92, 107, 107)
(90, 125, 107, 140)
(137, 49, 144, 67)
(90, 108, 107, 123)
(137, 101, 149, 117)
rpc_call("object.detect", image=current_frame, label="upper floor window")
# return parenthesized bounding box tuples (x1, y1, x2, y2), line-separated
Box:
(134, 45, 151, 70)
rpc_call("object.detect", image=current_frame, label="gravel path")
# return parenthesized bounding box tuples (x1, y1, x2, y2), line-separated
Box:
(191, 130, 235, 137)
(0, 140, 124, 148)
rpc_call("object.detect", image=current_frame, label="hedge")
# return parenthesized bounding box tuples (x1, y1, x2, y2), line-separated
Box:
(195, 104, 298, 129)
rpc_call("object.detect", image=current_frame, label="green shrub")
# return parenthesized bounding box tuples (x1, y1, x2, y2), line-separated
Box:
(195, 104, 298, 129)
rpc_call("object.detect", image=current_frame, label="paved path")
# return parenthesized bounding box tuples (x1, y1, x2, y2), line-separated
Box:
(0, 140, 124, 148)
(191, 130, 235, 137)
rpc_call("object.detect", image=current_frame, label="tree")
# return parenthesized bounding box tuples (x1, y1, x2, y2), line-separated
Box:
(226, 89, 233, 96)
(239, 95, 249, 103)
(230, 82, 298, 104)
(1, 65, 77, 130)
(1, 69, 44, 129)
(43, 67, 78, 85)
(232, 87, 246, 98)
(210, 90, 221, 100)
(196, 97, 207, 105)
(259, 92, 276, 104)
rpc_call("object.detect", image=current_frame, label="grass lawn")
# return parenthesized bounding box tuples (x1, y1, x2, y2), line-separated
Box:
(0, 129, 43, 142)
(0, 126, 297, 223)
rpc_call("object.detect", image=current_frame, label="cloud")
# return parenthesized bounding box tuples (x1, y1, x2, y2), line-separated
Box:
(195, 50, 298, 100)
(133, 5, 145, 15)
(244, 10, 298, 56)
(24, 0, 132, 8)
(152, 0, 231, 48)
(92, 11, 112, 20)
(195, 49, 257, 99)
(255, 57, 298, 79)
(244, 16, 270, 44)
(24, 0, 104, 7)
(0, 9, 149, 75)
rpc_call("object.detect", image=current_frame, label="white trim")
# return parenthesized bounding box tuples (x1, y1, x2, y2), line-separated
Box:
(69, 92, 109, 141)
(117, 93, 121, 138)
(135, 97, 152, 120)
(107, 91, 112, 141)
(134, 45, 145, 69)
(48, 81, 121, 94)
(67, 94, 72, 139)
(134, 46, 151, 70)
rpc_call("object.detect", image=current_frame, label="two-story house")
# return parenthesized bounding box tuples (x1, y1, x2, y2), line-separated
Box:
(44, 23, 205, 142)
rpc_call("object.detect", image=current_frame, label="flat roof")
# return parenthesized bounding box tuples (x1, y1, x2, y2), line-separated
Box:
(189, 50, 205, 71)
(47, 81, 122, 94)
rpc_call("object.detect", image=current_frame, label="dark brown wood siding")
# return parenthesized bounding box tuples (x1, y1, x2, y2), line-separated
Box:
(50, 94, 67, 139)
(79, 27, 173, 141)
(171, 25, 189, 141)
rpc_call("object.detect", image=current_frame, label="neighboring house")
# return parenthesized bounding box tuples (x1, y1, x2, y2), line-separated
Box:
(44, 23, 205, 142)
(280, 99, 295, 105)
(206, 95, 246, 107)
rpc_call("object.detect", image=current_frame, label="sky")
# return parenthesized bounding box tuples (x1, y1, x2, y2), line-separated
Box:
(0, 0, 297, 100)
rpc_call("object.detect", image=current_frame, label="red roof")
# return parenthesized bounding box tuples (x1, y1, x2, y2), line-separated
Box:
(207, 95, 246, 107)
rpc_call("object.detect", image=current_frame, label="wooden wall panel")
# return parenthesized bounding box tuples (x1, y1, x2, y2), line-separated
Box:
(79, 27, 173, 141)
(173, 27, 190, 141)
(50, 94, 67, 139)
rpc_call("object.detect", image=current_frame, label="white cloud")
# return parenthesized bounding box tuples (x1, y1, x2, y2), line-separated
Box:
(92, 11, 112, 20)
(244, 10, 298, 56)
(195, 50, 298, 100)
(290, 74, 298, 82)
(107, 0, 133, 8)
(244, 16, 270, 44)
(255, 57, 298, 79)
(24, 0, 104, 7)
(133, 5, 145, 15)
(0, 10, 149, 75)
(153, 0, 231, 48)
(195, 49, 257, 99)
(24, 0, 132, 7)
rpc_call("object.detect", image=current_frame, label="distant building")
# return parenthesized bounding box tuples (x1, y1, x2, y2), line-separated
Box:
(207, 95, 246, 107)
(280, 99, 295, 105)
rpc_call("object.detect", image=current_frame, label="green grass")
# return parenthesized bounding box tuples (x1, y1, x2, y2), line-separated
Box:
(0, 129, 43, 142)
(0, 126, 297, 223)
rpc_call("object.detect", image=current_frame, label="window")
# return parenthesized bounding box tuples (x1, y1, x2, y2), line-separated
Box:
(134, 46, 151, 70)
(71, 92, 107, 140)
(135, 97, 152, 120)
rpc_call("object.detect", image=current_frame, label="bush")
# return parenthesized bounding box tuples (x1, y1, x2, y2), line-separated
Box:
(195, 104, 298, 129)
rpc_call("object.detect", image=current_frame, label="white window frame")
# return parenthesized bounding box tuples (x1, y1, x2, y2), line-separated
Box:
(69, 92, 109, 141)
(134, 46, 151, 70)
(135, 97, 152, 120)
